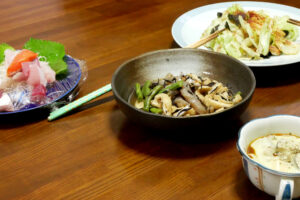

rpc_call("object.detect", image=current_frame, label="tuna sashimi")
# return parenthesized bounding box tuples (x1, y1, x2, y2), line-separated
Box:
(31, 84, 46, 103)
(0, 93, 14, 111)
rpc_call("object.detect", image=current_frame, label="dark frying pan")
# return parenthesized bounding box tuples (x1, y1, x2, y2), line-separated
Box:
(112, 48, 256, 130)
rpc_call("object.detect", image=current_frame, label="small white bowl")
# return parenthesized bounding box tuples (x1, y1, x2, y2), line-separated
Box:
(237, 115, 300, 200)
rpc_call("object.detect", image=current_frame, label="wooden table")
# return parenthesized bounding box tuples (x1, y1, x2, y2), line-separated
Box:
(1, 0, 300, 199)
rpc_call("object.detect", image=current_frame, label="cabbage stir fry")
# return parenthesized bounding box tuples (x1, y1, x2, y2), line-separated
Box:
(201, 4, 300, 59)
(134, 73, 242, 117)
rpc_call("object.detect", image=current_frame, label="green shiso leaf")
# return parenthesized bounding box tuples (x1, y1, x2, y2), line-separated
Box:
(0, 43, 15, 64)
(23, 38, 68, 75)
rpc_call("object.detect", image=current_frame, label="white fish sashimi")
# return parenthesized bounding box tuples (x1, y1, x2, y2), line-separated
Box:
(4, 49, 20, 67)
(0, 93, 14, 111)
(12, 72, 27, 82)
(24, 60, 47, 87)
(0, 49, 20, 90)
(39, 61, 56, 83)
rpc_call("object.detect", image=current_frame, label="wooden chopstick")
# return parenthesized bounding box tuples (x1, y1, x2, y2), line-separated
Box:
(288, 18, 300, 26)
(185, 28, 226, 49)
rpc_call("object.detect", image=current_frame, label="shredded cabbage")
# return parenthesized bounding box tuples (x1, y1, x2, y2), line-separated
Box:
(201, 4, 300, 59)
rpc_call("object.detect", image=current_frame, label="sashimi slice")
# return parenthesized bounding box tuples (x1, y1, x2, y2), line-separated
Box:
(31, 84, 46, 103)
(4, 49, 20, 67)
(7, 49, 38, 77)
(12, 72, 27, 82)
(21, 62, 30, 78)
(40, 61, 56, 83)
(26, 61, 47, 87)
(0, 93, 14, 111)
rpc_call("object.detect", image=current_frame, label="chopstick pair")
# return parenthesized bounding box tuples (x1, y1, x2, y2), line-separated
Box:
(288, 18, 300, 26)
(185, 21, 230, 49)
(48, 83, 112, 121)
(185, 28, 226, 48)
(186, 18, 300, 49)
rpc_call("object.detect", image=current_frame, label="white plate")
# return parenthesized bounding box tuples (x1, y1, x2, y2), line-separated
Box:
(172, 1, 300, 67)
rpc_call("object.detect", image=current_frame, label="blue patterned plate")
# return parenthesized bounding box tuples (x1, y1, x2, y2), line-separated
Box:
(0, 56, 81, 115)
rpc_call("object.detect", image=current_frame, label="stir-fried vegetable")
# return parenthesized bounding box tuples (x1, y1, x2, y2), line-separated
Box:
(201, 4, 300, 59)
(159, 80, 183, 94)
(150, 107, 163, 114)
(135, 83, 143, 102)
(141, 80, 152, 97)
(143, 85, 163, 112)
(133, 73, 243, 117)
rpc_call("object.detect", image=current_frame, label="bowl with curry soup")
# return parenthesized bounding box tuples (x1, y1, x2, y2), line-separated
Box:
(237, 115, 300, 200)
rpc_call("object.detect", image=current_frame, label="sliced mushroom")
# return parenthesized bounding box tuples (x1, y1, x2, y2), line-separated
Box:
(233, 93, 243, 104)
(186, 108, 196, 115)
(215, 107, 225, 113)
(134, 100, 144, 109)
(180, 85, 206, 114)
(220, 91, 229, 101)
(152, 93, 172, 116)
(195, 90, 205, 102)
(213, 94, 232, 104)
(168, 90, 179, 99)
(172, 105, 192, 117)
(185, 74, 201, 87)
(151, 98, 162, 108)
(171, 105, 178, 113)
(164, 73, 175, 81)
(198, 86, 211, 94)
(202, 77, 212, 85)
(207, 106, 215, 113)
(204, 96, 233, 110)
(173, 96, 189, 108)
(208, 83, 222, 95)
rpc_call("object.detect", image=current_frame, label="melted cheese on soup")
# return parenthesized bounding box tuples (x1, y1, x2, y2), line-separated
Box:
(247, 134, 300, 173)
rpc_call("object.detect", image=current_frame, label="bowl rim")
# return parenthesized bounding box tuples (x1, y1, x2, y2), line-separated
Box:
(112, 48, 256, 120)
(237, 114, 300, 177)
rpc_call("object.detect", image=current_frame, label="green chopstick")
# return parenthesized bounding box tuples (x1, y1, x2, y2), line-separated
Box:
(48, 83, 112, 121)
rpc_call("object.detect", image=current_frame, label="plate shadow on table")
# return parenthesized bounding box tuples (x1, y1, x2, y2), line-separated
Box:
(234, 167, 273, 200)
(0, 109, 49, 129)
(170, 40, 181, 48)
(111, 110, 251, 159)
(54, 94, 115, 118)
(250, 62, 300, 88)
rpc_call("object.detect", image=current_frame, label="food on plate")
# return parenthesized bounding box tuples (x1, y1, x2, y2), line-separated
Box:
(0, 38, 68, 112)
(201, 4, 300, 59)
(132, 73, 242, 116)
(247, 133, 300, 173)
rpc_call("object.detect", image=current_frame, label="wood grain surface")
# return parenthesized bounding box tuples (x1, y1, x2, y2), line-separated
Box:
(1, 0, 300, 199)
